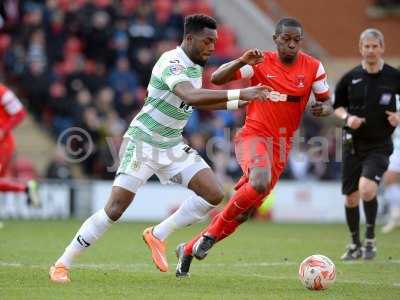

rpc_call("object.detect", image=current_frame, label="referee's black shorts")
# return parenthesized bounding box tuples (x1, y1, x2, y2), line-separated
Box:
(341, 144, 392, 195)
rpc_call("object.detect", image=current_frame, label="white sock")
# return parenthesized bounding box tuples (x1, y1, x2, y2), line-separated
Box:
(152, 195, 216, 241)
(56, 209, 114, 268)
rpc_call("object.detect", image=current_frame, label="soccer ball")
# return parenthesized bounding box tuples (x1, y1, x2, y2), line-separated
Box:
(298, 254, 336, 290)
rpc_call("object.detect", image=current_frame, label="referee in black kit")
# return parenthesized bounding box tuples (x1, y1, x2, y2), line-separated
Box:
(334, 28, 400, 260)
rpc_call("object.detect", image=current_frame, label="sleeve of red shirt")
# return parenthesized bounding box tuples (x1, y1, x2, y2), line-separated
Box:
(312, 62, 330, 102)
(0, 89, 26, 133)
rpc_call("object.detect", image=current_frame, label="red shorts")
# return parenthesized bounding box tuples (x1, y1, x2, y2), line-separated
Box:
(234, 131, 288, 192)
(0, 135, 15, 177)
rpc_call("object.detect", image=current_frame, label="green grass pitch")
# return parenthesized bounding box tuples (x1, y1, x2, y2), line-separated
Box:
(0, 220, 399, 299)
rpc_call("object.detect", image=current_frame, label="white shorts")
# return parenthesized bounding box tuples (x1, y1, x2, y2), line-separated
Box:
(388, 149, 400, 173)
(113, 138, 210, 193)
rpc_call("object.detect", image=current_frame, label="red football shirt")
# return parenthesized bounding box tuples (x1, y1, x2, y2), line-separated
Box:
(0, 84, 25, 143)
(235, 51, 330, 141)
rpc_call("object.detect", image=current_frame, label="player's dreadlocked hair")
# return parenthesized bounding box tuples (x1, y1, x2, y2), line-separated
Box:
(184, 14, 217, 35)
(275, 18, 303, 35)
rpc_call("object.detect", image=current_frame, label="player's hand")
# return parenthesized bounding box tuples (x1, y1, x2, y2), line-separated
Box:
(310, 102, 333, 117)
(239, 49, 264, 65)
(386, 111, 400, 127)
(346, 115, 365, 129)
(240, 85, 272, 101)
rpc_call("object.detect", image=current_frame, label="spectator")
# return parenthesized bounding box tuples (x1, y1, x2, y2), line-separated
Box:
(46, 147, 73, 180)
(21, 59, 52, 121)
(108, 56, 138, 96)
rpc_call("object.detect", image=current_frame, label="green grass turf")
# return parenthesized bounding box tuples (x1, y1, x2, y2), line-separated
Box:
(0, 220, 399, 300)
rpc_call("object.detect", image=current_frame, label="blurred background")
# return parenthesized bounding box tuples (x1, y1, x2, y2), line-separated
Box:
(0, 0, 399, 222)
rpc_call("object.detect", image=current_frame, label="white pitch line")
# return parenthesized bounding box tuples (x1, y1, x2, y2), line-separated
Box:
(1, 260, 400, 270)
(0, 262, 22, 267)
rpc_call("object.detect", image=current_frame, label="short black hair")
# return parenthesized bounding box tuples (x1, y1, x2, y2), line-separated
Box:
(275, 18, 303, 35)
(184, 14, 217, 35)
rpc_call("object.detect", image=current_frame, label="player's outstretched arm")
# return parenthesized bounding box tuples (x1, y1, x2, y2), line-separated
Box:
(196, 100, 249, 111)
(211, 49, 264, 85)
(173, 81, 270, 108)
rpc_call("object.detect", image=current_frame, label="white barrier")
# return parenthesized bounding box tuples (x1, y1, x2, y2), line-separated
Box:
(0, 182, 70, 219)
(271, 181, 346, 222)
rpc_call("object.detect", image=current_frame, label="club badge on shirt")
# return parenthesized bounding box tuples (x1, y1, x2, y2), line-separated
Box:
(169, 64, 185, 75)
(295, 74, 305, 88)
(379, 93, 392, 105)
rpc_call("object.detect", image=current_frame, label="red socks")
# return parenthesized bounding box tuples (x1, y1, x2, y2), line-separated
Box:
(206, 182, 265, 239)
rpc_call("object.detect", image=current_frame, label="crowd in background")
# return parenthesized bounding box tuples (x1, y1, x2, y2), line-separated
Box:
(0, 0, 340, 182)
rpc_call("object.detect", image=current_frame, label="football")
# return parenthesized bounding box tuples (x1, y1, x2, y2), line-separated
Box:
(298, 254, 336, 290)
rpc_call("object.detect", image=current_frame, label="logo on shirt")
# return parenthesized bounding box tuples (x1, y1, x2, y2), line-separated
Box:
(379, 93, 392, 105)
(268, 91, 288, 102)
(351, 78, 363, 85)
(295, 75, 305, 88)
(179, 101, 193, 112)
(266, 74, 277, 78)
(169, 64, 185, 75)
(131, 160, 141, 171)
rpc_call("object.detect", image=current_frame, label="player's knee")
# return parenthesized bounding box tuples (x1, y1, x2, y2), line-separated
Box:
(249, 168, 271, 194)
(345, 194, 359, 207)
(249, 176, 269, 194)
(358, 178, 378, 201)
(359, 184, 377, 201)
(360, 189, 376, 201)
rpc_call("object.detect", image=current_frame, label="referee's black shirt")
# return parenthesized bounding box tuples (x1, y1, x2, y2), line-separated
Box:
(334, 63, 400, 143)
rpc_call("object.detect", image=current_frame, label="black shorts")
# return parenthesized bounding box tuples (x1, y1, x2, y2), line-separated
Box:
(341, 145, 391, 195)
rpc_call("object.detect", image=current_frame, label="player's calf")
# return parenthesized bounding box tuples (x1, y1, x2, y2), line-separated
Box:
(235, 207, 256, 223)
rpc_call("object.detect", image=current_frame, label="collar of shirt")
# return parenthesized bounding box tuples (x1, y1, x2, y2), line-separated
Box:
(361, 58, 384, 73)
(176, 46, 196, 67)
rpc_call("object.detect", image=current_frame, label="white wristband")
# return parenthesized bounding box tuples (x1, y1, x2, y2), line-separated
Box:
(227, 89, 241, 101)
(227, 100, 240, 110)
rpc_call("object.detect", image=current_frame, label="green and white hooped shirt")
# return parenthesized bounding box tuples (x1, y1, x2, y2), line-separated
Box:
(124, 46, 203, 149)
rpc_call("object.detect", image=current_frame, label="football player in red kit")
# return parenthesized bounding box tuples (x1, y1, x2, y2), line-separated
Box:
(175, 18, 333, 277)
(0, 83, 39, 207)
